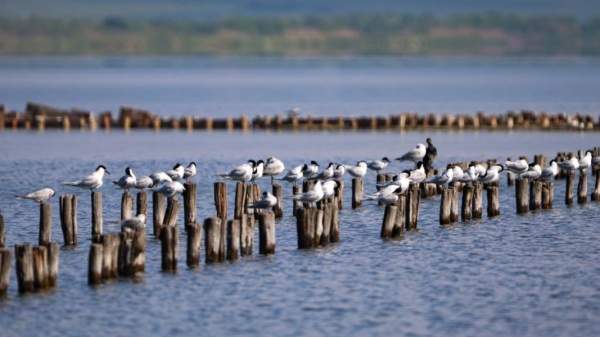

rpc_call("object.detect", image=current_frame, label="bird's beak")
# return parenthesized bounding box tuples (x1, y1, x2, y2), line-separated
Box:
(105, 170, 111, 175)
(394, 157, 401, 161)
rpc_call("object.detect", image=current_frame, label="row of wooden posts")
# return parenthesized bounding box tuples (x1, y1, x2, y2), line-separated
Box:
(2, 102, 599, 132)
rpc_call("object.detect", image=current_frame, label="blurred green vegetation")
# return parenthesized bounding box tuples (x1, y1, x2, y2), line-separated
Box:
(0, 13, 599, 55)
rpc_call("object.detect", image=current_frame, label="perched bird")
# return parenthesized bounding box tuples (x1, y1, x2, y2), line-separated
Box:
(16, 187, 55, 203)
(251, 160, 265, 181)
(113, 167, 137, 191)
(472, 161, 487, 177)
(121, 214, 146, 230)
(377, 173, 410, 191)
(263, 157, 285, 182)
(396, 143, 426, 164)
(166, 163, 185, 181)
(452, 165, 464, 182)
(63, 165, 109, 190)
(559, 154, 580, 172)
(579, 151, 592, 170)
(248, 192, 278, 210)
(424, 138, 437, 170)
(150, 171, 173, 185)
(322, 180, 338, 199)
(460, 164, 480, 183)
(540, 160, 559, 181)
(333, 164, 345, 179)
(592, 152, 600, 167)
(425, 167, 454, 186)
(505, 158, 529, 175)
(154, 181, 185, 197)
(367, 157, 390, 173)
(315, 163, 335, 180)
(293, 180, 324, 203)
(218, 160, 255, 182)
(344, 161, 368, 178)
(183, 162, 197, 180)
(279, 164, 305, 185)
(407, 162, 426, 184)
(303, 161, 319, 179)
(365, 186, 405, 205)
(135, 176, 154, 190)
(479, 164, 503, 185)
(520, 163, 541, 180)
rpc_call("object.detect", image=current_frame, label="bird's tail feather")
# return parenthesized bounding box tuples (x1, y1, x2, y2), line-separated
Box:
(62, 181, 80, 186)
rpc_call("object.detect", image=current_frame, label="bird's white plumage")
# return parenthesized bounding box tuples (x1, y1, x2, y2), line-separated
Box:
(396, 144, 426, 163)
(293, 180, 324, 203)
(63, 166, 108, 190)
(154, 181, 185, 197)
(263, 157, 285, 177)
(16, 187, 55, 203)
(344, 161, 367, 178)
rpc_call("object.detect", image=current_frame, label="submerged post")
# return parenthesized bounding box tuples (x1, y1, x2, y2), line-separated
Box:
(240, 214, 254, 256)
(15, 244, 34, 293)
(160, 225, 178, 272)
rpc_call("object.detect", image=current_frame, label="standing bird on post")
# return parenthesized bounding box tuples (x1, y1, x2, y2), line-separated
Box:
(505, 158, 529, 176)
(183, 162, 197, 180)
(293, 180, 324, 203)
(344, 161, 368, 178)
(63, 165, 109, 190)
(367, 157, 390, 173)
(579, 150, 592, 170)
(218, 160, 255, 182)
(251, 160, 265, 181)
(248, 191, 278, 210)
(303, 161, 320, 179)
(540, 160, 559, 181)
(315, 163, 335, 180)
(16, 187, 56, 203)
(150, 171, 173, 186)
(278, 164, 305, 186)
(333, 164, 346, 179)
(135, 175, 154, 190)
(166, 163, 185, 181)
(396, 143, 426, 165)
(425, 166, 454, 187)
(479, 164, 504, 186)
(154, 181, 185, 197)
(263, 157, 285, 183)
(113, 167, 137, 191)
(559, 154, 580, 172)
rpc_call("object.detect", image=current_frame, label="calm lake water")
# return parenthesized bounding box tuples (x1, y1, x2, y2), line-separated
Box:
(1, 130, 600, 337)
(0, 56, 600, 116)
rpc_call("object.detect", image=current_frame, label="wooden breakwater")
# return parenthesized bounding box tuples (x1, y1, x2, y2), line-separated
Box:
(1, 102, 599, 132)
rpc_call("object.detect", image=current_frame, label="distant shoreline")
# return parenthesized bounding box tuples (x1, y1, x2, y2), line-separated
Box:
(1, 13, 599, 56)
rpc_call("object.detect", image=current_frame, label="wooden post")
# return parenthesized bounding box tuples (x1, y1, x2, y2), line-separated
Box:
(136, 191, 148, 219)
(160, 226, 178, 272)
(439, 187, 453, 225)
(203, 217, 222, 263)
(186, 223, 201, 267)
(296, 208, 315, 249)
(392, 195, 406, 237)
(45, 242, 59, 287)
(335, 179, 344, 210)
(529, 180, 542, 210)
(592, 169, 600, 201)
(0, 213, 4, 247)
(313, 207, 324, 246)
(565, 171, 575, 205)
(405, 183, 420, 230)
(577, 169, 588, 204)
(59, 194, 77, 246)
(15, 244, 34, 293)
(152, 191, 166, 238)
(234, 182, 246, 219)
(164, 197, 179, 227)
(506, 158, 515, 186)
(118, 232, 133, 277)
(516, 178, 529, 214)
(39, 202, 52, 245)
(486, 184, 500, 217)
(91, 191, 103, 243)
(240, 214, 254, 256)
(461, 184, 474, 221)
(0, 248, 11, 296)
(120, 191, 133, 221)
(472, 182, 483, 219)
(227, 219, 240, 261)
(292, 185, 302, 217)
(381, 205, 397, 238)
(214, 182, 227, 261)
(321, 198, 332, 245)
(183, 183, 197, 228)
(130, 228, 145, 275)
(450, 185, 460, 222)
(352, 177, 364, 209)
(101, 234, 120, 280)
(258, 211, 276, 255)
(32, 246, 49, 290)
(88, 243, 103, 285)
(542, 181, 554, 209)
(330, 198, 340, 242)
(272, 183, 283, 218)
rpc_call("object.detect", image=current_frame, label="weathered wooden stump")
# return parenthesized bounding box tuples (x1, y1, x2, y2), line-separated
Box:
(88, 243, 103, 285)
(39, 202, 52, 246)
(565, 171, 575, 205)
(542, 181, 554, 209)
(292, 185, 302, 217)
(472, 182, 483, 219)
(577, 168, 588, 204)
(335, 179, 344, 210)
(130, 228, 145, 275)
(15, 244, 34, 293)
(186, 223, 201, 267)
(352, 177, 364, 209)
(529, 180, 542, 210)
(392, 195, 406, 237)
(272, 184, 283, 218)
(45, 242, 59, 287)
(59, 194, 77, 246)
(592, 169, 600, 201)
(486, 184, 500, 217)
(240, 214, 254, 256)
(203, 217, 222, 263)
(183, 182, 197, 227)
(32, 245, 49, 290)
(258, 211, 276, 255)
(516, 178, 529, 214)
(0, 248, 11, 296)
(101, 234, 120, 280)
(234, 182, 246, 219)
(152, 191, 166, 238)
(164, 196, 179, 227)
(227, 219, 240, 261)
(330, 197, 341, 242)
(405, 183, 420, 230)
(439, 187, 453, 225)
(381, 204, 398, 238)
(297, 207, 316, 249)
(91, 191, 103, 243)
(120, 191, 133, 221)
(160, 225, 178, 272)
(136, 191, 148, 219)
(0, 213, 4, 247)
(461, 184, 474, 221)
(213, 182, 227, 261)
(450, 184, 460, 223)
